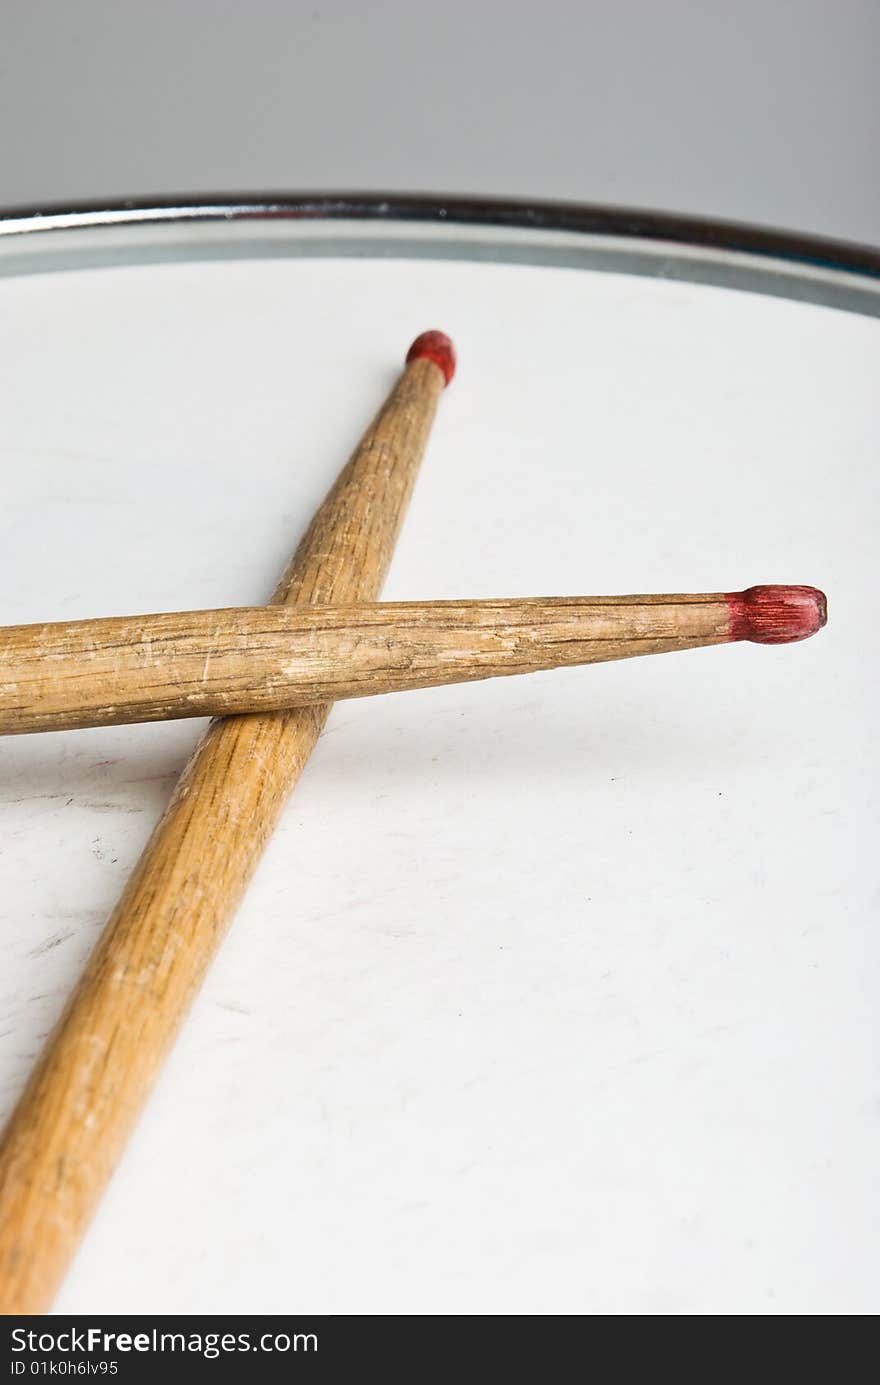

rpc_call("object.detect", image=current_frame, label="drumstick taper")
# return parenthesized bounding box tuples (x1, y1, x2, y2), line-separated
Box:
(0, 329, 455, 1314)
(0, 586, 827, 735)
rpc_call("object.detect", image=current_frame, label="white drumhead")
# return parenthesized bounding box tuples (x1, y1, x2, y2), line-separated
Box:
(0, 249, 876, 1313)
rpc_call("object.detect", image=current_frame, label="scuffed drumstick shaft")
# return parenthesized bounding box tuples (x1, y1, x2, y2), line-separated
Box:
(0, 586, 828, 735)
(0, 332, 454, 1314)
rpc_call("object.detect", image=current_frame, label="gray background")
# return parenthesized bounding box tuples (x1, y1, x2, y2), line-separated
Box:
(1, 0, 878, 244)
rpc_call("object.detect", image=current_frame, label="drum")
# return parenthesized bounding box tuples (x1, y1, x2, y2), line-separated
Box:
(0, 197, 877, 1314)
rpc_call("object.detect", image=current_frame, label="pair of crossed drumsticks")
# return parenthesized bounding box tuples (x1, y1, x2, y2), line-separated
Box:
(0, 331, 826, 1312)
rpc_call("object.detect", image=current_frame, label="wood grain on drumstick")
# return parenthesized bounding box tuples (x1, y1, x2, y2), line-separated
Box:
(0, 586, 828, 735)
(0, 330, 454, 1315)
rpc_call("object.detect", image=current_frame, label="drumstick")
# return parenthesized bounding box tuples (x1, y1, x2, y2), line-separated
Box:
(0, 586, 827, 736)
(0, 329, 454, 1314)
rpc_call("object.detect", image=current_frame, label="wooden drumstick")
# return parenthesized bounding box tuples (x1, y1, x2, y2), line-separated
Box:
(0, 586, 828, 736)
(0, 329, 455, 1314)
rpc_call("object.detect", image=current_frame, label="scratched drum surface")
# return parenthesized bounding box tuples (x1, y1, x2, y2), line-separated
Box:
(0, 209, 877, 1314)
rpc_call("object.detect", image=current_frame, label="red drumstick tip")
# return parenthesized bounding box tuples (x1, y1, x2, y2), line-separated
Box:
(727, 585, 828, 644)
(406, 330, 456, 385)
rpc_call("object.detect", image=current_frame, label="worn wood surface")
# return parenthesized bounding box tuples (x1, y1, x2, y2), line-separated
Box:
(0, 352, 446, 1314)
(0, 595, 745, 735)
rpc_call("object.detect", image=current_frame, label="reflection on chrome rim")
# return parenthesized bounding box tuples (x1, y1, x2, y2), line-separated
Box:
(1, 192, 878, 317)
